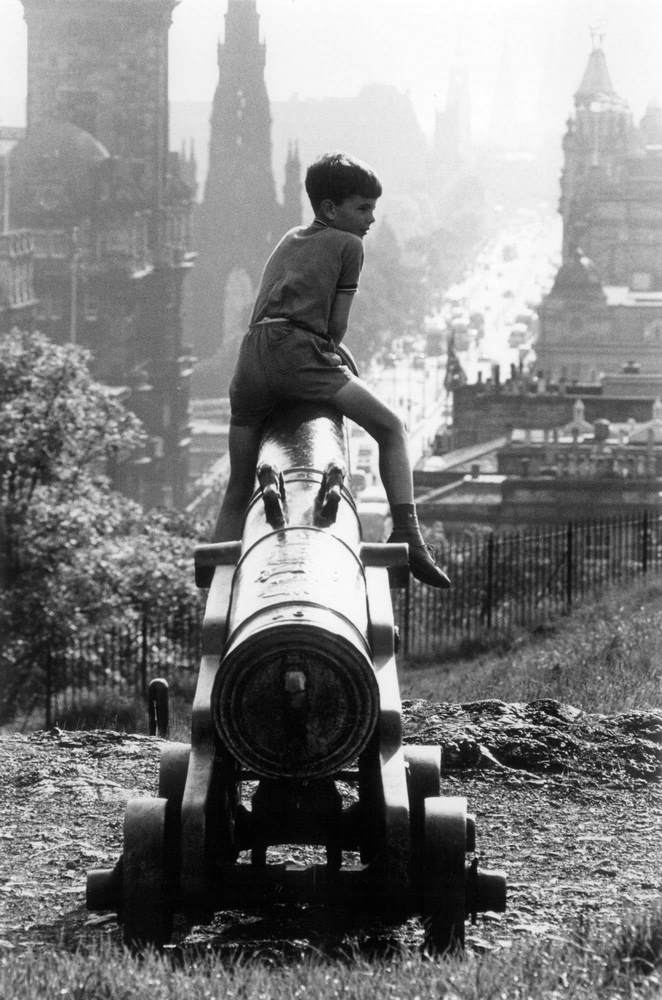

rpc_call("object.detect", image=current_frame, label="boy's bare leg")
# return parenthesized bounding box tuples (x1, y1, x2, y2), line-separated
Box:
(332, 378, 414, 504)
(332, 378, 450, 588)
(212, 423, 262, 542)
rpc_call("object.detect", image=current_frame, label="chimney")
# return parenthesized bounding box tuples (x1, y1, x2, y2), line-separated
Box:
(593, 419, 610, 443)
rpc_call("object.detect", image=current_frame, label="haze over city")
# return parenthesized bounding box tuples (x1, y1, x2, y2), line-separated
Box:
(3, 0, 662, 153)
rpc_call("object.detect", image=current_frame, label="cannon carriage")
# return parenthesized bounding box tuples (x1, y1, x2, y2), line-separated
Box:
(87, 403, 506, 952)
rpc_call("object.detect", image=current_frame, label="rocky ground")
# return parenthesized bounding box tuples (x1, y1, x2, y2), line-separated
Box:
(0, 699, 660, 958)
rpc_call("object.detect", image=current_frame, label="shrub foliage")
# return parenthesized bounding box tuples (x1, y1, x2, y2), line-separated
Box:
(0, 330, 202, 721)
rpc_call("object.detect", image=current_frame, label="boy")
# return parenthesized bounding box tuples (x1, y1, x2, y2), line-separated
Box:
(213, 152, 449, 588)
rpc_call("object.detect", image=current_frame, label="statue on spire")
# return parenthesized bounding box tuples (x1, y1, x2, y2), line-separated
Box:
(589, 22, 605, 51)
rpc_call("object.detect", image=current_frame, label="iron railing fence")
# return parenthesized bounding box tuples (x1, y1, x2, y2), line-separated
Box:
(12, 511, 660, 727)
(39, 611, 203, 728)
(393, 511, 661, 656)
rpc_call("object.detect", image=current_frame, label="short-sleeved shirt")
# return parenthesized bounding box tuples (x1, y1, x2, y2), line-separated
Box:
(249, 220, 364, 338)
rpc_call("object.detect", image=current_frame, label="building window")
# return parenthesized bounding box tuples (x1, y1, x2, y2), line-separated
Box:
(632, 271, 652, 291)
(51, 232, 69, 259)
(569, 316, 584, 338)
(84, 293, 99, 322)
(50, 293, 63, 321)
(643, 320, 662, 345)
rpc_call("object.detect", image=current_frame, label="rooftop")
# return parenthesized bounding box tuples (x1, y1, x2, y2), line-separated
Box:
(416, 437, 506, 474)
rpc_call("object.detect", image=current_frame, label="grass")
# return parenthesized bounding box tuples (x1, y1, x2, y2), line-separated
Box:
(1, 906, 661, 999)
(400, 578, 662, 713)
(2, 579, 662, 997)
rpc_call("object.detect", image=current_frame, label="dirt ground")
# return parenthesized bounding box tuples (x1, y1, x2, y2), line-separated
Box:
(0, 698, 660, 958)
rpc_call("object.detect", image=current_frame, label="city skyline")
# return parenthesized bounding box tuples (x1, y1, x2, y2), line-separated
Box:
(3, 0, 662, 146)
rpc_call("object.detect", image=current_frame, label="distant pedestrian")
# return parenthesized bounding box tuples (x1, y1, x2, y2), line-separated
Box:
(213, 151, 450, 588)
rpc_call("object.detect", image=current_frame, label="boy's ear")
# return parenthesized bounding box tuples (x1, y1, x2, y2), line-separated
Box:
(318, 198, 337, 221)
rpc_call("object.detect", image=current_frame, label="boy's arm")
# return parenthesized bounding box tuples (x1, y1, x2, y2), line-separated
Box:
(327, 291, 355, 345)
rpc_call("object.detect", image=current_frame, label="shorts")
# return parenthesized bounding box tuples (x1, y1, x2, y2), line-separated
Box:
(229, 322, 354, 428)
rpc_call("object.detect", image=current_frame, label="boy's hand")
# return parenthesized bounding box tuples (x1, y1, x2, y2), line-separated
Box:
(336, 342, 359, 377)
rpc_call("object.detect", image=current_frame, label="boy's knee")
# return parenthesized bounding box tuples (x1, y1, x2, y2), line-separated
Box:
(374, 411, 407, 445)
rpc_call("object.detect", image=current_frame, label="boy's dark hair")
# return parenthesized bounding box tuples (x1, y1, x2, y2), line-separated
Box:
(305, 152, 382, 212)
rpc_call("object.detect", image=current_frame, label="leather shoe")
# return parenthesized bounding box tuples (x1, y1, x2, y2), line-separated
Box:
(387, 529, 451, 589)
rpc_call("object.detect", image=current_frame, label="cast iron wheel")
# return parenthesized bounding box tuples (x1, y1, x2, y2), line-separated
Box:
(158, 742, 190, 813)
(357, 735, 382, 864)
(421, 796, 467, 954)
(212, 752, 241, 865)
(122, 796, 175, 948)
(404, 745, 441, 888)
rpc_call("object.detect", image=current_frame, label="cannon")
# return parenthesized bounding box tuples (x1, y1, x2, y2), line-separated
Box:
(87, 402, 506, 952)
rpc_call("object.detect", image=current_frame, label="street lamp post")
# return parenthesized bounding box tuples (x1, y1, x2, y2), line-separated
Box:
(70, 227, 82, 345)
(2, 152, 9, 234)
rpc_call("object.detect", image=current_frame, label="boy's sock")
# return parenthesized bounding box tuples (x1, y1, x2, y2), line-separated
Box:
(391, 503, 419, 532)
(388, 503, 451, 589)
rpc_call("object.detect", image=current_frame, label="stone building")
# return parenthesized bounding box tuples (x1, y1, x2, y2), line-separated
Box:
(430, 55, 471, 187)
(449, 362, 662, 451)
(0, 229, 37, 332)
(417, 397, 662, 534)
(186, 0, 301, 393)
(8, 0, 197, 508)
(0, 128, 37, 332)
(536, 36, 662, 382)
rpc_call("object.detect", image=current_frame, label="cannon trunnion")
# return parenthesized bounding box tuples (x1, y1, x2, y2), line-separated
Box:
(86, 404, 506, 953)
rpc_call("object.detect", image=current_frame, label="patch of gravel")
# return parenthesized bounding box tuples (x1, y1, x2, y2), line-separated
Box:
(403, 698, 662, 784)
(0, 700, 660, 957)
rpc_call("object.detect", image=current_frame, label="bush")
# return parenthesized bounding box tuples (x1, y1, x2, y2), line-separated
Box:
(0, 329, 203, 723)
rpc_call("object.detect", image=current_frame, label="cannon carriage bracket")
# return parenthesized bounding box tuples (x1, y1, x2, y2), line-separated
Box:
(86, 404, 506, 953)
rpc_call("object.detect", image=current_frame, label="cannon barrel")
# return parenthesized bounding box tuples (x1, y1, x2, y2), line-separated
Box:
(210, 403, 380, 779)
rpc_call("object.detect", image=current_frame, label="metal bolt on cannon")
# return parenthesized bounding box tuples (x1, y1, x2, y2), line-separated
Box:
(86, 402, 506, 952)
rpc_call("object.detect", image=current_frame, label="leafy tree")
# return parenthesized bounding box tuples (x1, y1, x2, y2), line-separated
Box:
(0, 330, 202, 721)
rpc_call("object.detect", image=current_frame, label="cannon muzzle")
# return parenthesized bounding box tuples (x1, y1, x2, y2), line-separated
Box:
(211, 559, 379, 778)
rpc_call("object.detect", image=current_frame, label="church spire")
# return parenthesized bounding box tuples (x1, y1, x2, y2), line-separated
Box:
(282, 140, 302, 230)
(574, 31, 623, 109)
(184, 0, 280, 370)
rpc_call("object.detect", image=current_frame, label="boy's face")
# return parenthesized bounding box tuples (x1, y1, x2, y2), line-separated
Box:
(321, 194, 377, 239)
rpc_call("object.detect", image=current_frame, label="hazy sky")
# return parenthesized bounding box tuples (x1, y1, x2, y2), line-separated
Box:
(3, 0, 662, 140)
